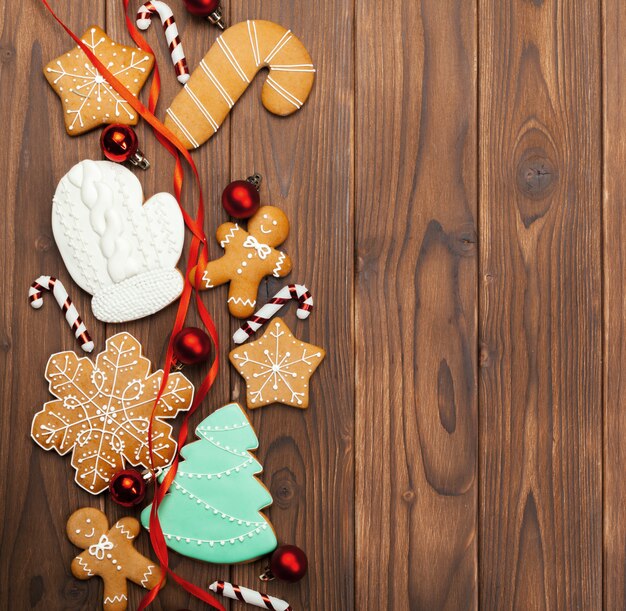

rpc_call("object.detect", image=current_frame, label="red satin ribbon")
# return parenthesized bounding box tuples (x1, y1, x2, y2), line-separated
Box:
(38, 2, 223, 609)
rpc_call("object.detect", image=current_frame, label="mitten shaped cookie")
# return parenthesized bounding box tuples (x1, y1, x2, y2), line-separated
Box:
(67, 508, 162, 611)
(190, 206, 292, 318)
(52, 160, 185, 323)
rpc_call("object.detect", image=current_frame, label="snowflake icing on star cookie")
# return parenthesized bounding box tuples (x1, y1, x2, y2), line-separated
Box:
(31, 333, 194, 494)
(229, 317, 325, 409)
(44, 26, 154, 135)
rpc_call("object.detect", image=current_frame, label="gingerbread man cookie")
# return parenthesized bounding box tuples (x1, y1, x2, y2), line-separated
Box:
(190, 206, 292, 318)
(67, 508, 162, 611)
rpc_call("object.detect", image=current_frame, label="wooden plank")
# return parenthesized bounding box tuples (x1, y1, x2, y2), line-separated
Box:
(104, 3, 233, 609)
(603, 0, 626, 607)
(478, 2, 602, 608)
(0, 2, 108, 608)
(355, 1, 478, 609)
(227, 1, 354, 610)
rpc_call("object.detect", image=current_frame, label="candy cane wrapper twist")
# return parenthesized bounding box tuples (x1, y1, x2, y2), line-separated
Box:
(137, 0, 190, 84)
(233, 283, 313, 344)
(29, 275, 94, 352)
(209, 581, 292, 611)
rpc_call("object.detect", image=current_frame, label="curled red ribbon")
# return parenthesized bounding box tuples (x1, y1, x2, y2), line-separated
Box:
(38, 2, 224, 609)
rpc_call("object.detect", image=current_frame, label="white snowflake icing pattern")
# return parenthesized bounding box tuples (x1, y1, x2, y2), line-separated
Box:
(232, 321, 322, 405)
(31, 333, 193, 494)
(45, 27, 151, 131)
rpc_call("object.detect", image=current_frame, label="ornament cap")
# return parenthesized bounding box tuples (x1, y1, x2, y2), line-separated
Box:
(246, 173, 263, 190)
(208, 7, 226, 29)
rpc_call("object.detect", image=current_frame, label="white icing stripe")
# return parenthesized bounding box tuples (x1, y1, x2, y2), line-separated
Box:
(217, 36, 249, 82)
(220, 224, 240, 247)
(200, 59, 234, 108)
(272, 251, 288, 276)
(141, 565, 155, 586)
(184, 85, 219, 132)
(264, 30, 292, 64)
(171, 479, 265, 525)
(163, 523, 269, 546)
(166, 108, 199, 148)
(271, 64, 316, 72)
(266, 77, 303, 109)
(247, 20, 261, 67)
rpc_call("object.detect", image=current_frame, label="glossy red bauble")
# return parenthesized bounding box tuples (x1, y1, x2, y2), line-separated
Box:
(173, 327, 212, 366)
(269, 545, 308, 582)
(109, 469, 146, 507)
(101, 124, 139, 163)
(100, 124, 150, 169)
(222, 180, 261, 219)
(183, 0, 220, 17)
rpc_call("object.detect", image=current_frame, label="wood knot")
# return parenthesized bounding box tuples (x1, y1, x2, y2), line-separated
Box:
(479, 344, 491, 368)
(270, 467, 298, 509)
(35, 235, 53, 252)
(402, 490, 416, 504)
(29, 576, 44, 607)
(0, 45, 15, 63)
(516, 152, 556, 200)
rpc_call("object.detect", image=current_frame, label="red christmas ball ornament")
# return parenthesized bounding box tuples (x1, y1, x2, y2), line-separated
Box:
(182, 0, 226, 29)
(222, 174, 262, 219)
(260, 545, 308, 583)
(173, 327, 212, 366)
(109, 469, 146, 507)
(100, 124, 150, 169)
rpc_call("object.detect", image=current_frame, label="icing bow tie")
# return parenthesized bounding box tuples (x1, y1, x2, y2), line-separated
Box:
(243, 236, 272, 260)
(88, 534, 114, 560)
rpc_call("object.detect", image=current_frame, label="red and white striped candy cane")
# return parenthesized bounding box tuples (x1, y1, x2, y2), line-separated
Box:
(209, 581, 292, 611)
(233, 283, 313, 344)
(136, 0, 190, 84)
(29, 276, 94, 353)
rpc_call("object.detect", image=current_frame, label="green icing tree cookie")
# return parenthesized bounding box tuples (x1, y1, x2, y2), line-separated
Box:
(141, 402, 277, 564)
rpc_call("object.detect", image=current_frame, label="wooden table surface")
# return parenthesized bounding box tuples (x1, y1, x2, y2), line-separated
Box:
(0, 0, 622, 609)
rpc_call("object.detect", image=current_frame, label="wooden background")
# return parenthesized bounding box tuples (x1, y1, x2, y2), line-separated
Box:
(0, 0, 622, 609)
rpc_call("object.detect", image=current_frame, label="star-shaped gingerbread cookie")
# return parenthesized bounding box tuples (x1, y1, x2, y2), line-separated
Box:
(44, 25, 154, 135)
(229, 318, 325, 409)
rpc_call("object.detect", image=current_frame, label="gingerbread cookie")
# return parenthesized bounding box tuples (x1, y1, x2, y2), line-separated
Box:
(53, 160, 185, 323)
(141, 403, 278, 564)
(165, 20, 315, 149)
(67, 508, 162, 611)
(229, 318, 325, 408)
(31, 332, 194, 494)
(44, 26, 154, 136)
(189, 206, 292, 318)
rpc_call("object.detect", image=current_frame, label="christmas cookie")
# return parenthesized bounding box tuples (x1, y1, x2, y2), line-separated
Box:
(31, 332, 194, 494)
(229, 317, 325, 409)
(52, 160, 185, 323)
(67, 508, 161, 611)
(44, 26, 154, 136)
(141, 402, 278, 564)
(165, 20, 315, 149)
(189, 206, 292, 318)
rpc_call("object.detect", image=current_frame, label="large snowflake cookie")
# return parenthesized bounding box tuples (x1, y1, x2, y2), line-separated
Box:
(67, 507, 161, 611)
(44, 26, 154, 135)
(229, 317, 325, 408)
(52, 159, 185, 323)
(31, 332, 194, 494)
(142, 402, 277, 564)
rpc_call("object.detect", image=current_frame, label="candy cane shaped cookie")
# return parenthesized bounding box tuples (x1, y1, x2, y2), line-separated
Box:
(136, 1, 190, 84)
(165, 20, 315, 149)
(29, 276, 94, 352)
(233, 283, 313, 344)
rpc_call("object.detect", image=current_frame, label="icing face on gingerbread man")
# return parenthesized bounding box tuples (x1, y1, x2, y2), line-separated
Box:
(67, 508, 162, 611)
(190, 206, 292, 318)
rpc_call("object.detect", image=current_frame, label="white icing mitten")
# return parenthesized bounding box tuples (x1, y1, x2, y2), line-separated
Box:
(52, 160, 185, 323)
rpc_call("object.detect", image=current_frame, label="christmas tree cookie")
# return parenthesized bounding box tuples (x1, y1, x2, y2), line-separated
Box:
(141, 403, 277, 564)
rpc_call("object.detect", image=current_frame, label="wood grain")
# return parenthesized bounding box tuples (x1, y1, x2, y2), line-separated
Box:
(478, 1, 602, 608)
(603, 0, 626, 607)
(355, 0, 478, 608)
